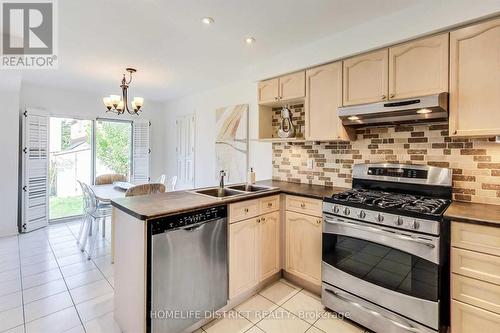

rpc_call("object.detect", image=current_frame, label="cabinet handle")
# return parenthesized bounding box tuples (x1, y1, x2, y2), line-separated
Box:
(244, 208, 249, 213)
(300, 203, 306, 208)
(267, 202, 272, 207)
(453, 130, 457, 135)
(381, 95, 387, 100)
(262, 217, 266, 222)
(257, 218, 261, 223)
(389, 94, 395, 98)
(274, 97, 278, 101)
(317, 219, 322, 225)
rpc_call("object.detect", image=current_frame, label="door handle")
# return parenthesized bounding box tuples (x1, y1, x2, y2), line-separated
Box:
(324, 218, 435, 248)
(324, 289, 424, 333)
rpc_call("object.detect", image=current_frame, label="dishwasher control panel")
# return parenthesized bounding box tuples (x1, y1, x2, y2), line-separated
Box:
(150, 205, 227, 234)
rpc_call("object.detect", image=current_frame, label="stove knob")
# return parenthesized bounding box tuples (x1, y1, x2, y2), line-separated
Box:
(344, 207, 350, 216)
(396, 216, 404, 226)
(377, 214, 384, 222)
(333, 206, 339, 214)
(359, 210, 366, 219)
(412, 220, 420, 230)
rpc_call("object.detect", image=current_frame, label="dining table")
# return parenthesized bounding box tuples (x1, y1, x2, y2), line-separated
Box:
(89, 183, 129, 202)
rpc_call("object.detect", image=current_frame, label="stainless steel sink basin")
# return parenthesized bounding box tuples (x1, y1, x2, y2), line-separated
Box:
(194, 188, 244, 198)
(227, 184, 272, 192)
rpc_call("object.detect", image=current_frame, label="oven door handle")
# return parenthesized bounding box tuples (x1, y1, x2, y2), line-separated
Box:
(324, 289, 425, 333)
(324, 218, 436, 248)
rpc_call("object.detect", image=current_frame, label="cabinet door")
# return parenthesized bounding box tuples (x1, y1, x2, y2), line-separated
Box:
(452, 300, 500, 333)
(279, 71, 305, 101)
(258, 78, 279, 105)
(260, 211, 280, 281)
(343, 49, 388, 106)
(305, 62, 350, 141)
(389, 33, 449, 100)
(449, 18, 500, 137)
(285, 211, 322, 286)
(229, 217, 259, 299)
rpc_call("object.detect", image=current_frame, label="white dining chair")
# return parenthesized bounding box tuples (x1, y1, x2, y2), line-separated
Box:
(79, 183, 112, 260)
(156, 174, 166, 185)
(171, 176, 178, 191)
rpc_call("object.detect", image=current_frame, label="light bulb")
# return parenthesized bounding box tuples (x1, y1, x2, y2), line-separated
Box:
(110, 95, 121, 106)
(201, 17, 214, 25)
(245, 37, 256, 44)
(133, 97, 144, 108)
(117, 100, 124, 111)
(102, 97, 112, 108)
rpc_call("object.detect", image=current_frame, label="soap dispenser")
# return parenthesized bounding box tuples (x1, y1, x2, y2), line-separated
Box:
(247, 167, 256, 184)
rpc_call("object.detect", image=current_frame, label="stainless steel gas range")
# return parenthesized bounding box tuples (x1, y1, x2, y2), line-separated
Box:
(321, 163, 452, 333)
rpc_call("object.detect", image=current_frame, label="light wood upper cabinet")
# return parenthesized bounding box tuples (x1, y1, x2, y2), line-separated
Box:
(343, 49, 389, 106)
(258, 78, 279, 104)
(279, 71, 305, 101)
(305, 62, 351, 141)
(449, 17, 500, 137)
(229, 217, 259, 299)
(258, 72, 305, 105)
(259, 211, 280, 281)
(285, 210, 322, 286)
(389, 33, 449, 100)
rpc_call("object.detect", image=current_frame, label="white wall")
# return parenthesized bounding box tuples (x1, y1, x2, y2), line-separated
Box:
(20, 82, 167, 182)
(0, 73, 22, 237)
(164, 80, 272, 189)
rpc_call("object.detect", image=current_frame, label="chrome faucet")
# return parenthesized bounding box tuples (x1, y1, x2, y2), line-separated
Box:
(219, 170, 227, 189)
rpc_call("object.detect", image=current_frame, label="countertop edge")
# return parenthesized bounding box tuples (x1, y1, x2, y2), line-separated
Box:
(444, 201, 500, 228)
(111, 180, 348, 221)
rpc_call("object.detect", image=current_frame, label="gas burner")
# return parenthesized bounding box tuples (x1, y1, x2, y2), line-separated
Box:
(330, 189, 450, 217)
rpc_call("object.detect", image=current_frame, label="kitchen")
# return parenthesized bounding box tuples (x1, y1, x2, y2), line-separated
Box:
(1, 1, 500, 333)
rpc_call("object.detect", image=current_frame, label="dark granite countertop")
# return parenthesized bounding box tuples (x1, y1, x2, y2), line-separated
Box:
(444, 201, 500, 228)
(111, 179, 348, 220)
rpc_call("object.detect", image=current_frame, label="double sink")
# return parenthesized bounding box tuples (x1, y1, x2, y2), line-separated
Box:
(193, 184, 276, 199)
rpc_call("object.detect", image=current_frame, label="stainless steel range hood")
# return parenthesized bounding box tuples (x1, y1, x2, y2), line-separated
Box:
(338, 93, 448, 127)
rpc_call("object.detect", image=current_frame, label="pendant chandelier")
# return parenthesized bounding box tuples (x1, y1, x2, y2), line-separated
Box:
(102, 67, 144, 115)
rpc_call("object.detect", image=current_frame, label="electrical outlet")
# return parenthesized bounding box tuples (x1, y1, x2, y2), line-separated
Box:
(307, 159, 314, 170)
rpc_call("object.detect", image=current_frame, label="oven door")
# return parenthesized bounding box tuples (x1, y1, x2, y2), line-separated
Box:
(322, 213, 440, 329)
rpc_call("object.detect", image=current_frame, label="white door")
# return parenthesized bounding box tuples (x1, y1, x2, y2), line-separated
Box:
(175, 114, 195, 189)
(21, 108, 49, 232)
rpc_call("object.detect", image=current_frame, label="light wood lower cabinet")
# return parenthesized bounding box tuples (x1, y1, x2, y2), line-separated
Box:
(285, 210, 322, 286)
(229, 217, 260, 299)
(451, 221, 500, 332)
(452, 300, 500, 333)
(229, 197, 280, 299)
(259, 211, 280, 281)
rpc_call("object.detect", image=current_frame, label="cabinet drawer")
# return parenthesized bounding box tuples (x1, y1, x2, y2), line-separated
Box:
(260, 195, 280, 214)
(285, 195, 322, 217)
(452, 248, 500, 285)
(452, 222, 500, 257)
(229, 199, 260, 223)
(453, 274, 500, 315)
(452, 300, 500, 333)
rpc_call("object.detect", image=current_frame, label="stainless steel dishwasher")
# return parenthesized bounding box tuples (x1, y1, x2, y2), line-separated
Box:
(148, 206, 228, 333)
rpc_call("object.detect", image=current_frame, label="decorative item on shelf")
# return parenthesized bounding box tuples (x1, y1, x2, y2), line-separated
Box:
(102, 67, 144, 115)
(278, 105, 296, 138)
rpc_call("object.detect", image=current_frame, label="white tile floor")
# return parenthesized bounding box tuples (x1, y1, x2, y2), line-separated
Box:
(0, 221, 369, 333)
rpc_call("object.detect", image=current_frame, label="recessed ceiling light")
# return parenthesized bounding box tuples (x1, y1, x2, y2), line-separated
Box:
(245, 37, 256, 44)
(417, 108, 432, 114)
(202, 17, 214, 25)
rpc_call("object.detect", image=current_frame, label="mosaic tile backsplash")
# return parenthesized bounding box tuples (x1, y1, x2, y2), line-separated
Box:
(272, 124, 500, 205)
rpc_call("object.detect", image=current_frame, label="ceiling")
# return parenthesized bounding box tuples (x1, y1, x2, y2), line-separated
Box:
(20, 0, 424, 101)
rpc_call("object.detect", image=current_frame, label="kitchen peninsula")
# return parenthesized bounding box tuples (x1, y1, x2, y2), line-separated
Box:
(110, 180, 347, 333)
